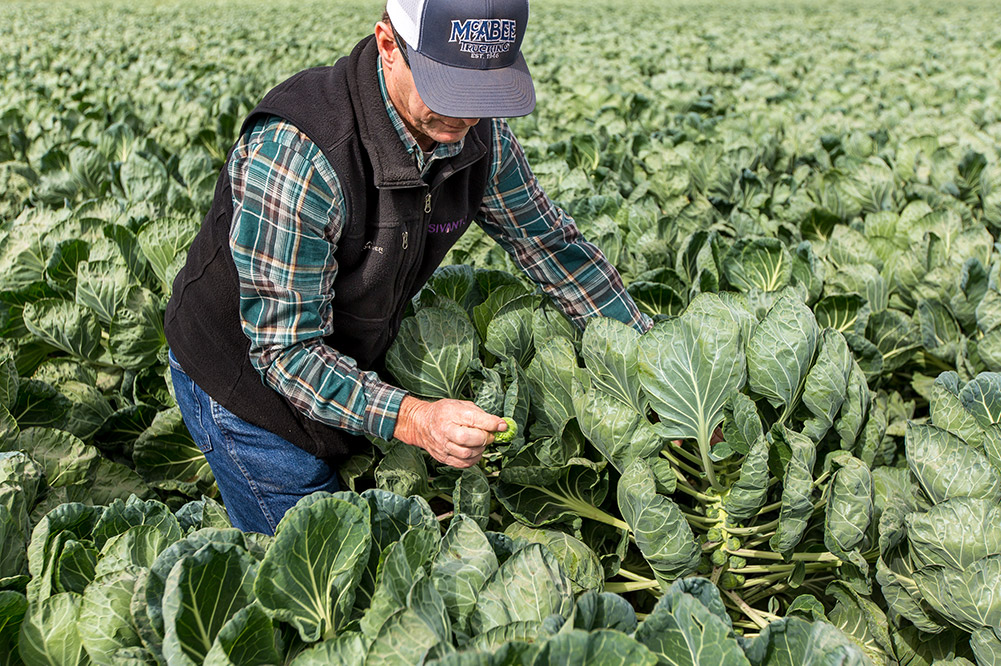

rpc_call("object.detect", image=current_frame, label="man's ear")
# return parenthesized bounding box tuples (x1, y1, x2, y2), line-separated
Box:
(374, 21, 399, 69)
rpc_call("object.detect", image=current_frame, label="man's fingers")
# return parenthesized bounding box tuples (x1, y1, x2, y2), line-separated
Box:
(451, 402, 505, 432)
(451, 426, 493, 449)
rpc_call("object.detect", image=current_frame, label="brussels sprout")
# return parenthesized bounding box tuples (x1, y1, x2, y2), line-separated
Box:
(494, 417, 518, 443)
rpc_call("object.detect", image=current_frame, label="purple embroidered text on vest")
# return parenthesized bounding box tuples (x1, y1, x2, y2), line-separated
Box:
(428, 216, 468, 234)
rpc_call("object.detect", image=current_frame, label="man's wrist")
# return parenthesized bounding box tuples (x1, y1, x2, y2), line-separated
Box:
(393, 395, 427, 446)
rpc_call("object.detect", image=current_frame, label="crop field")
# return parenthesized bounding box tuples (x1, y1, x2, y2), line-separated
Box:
(1, 0, 1001, 663)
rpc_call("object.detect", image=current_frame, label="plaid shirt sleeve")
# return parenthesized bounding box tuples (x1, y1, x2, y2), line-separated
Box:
(227, 116, 407, 441)
(476, 119, 653, 334)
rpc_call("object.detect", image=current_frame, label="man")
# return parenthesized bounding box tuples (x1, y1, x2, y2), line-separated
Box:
(164, 0, 651, 535)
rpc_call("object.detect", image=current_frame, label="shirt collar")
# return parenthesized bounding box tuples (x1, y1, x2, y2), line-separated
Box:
(377, 56, 464, 173)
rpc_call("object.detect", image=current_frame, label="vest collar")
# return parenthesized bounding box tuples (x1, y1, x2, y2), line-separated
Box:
(348, 35, 488, 190)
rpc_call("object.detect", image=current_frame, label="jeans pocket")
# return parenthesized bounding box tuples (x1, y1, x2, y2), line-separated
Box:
(168, 355, 214, 455)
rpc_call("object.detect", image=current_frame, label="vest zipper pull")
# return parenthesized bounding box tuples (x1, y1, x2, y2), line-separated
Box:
(424, 192, 432, 214)
(402, 230, 409, 250)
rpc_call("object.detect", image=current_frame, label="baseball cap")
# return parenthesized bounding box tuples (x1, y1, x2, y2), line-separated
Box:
(386, 0, 536, 118)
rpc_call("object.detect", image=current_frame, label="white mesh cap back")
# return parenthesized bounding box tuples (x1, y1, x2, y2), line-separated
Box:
(386, 0, 426, 48)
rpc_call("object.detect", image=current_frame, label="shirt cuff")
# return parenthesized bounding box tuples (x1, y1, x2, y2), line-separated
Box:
(363, 378, 409, 442)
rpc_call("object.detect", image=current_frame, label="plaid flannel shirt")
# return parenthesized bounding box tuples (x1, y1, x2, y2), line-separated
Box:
(226, 56, 652, 443)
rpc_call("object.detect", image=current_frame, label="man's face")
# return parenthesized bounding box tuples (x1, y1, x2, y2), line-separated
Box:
(376, 22, 479, 151)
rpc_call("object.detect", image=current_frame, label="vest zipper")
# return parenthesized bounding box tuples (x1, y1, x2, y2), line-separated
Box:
(424, 192, 432, 214)
(402, 230, 408, 250)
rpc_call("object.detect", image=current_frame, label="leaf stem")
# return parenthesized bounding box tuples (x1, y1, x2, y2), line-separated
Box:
(661, 449, 705, 479)
(722, 589, 778, 629)
(726, 548, 841, 563)
(605, 580, 661, 593)
(672, 480, 717, 504)
(616, 568, 656, 584)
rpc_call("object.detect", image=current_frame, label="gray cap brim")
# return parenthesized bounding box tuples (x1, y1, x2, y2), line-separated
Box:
(406, 44, 536, 119)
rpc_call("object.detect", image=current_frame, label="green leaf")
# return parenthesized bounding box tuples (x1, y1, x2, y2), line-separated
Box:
(635, 585, 750, 666)
(431, 515, 498, 634)
(930, 372, 987, 449)
(743, 615, 871, 665)
(525, 337, 582, 437)
(202, 602, 281, 666)
(906, 497, 1001, 570)
(581, 317, 647, 413)
(573, 590, 637, 633)
(814, 294, 870, 335)
(22, 299, 103, 362)
(905, 422, 1001, 504)
(722, 237, 793, 293)
(374, 444, 428, 498)
(18, 592, 87, 666)
(0, 590, 28, 666)
(386, 307, 478, 400)
(254, 496, 371, 642)
(637, 294, 746, 490)
(495, 460, 609, 530)
(532, 629, 658, 666)
(108, 287, 165, 370)
(802, 329, 852, 442)
(724, 434, 771, 523)
(959, 373, 1001, 429)
(288, 632, 369, 666)
(504, 523, 603, 594)
(826, 580, 894, 665)
(79, 568, 142, 665)
(721, 392, 762, 457)
(835, 361, 870, 452)
(866, 309, 920, 374)
(484, 293, 538, 367)
(136, 216, 200, 294)
(453, 466, 491, 531)
(769, 427, 817, 558)
(74, 257, 133, 325)
(468, 543, 574, 636)
(913, 554, 1001, 632)
(617, 460, 700, 588)
(573, 378, 661, 474)
(132, 408, 214, 498)
(14, 428, 98, 489)
(746, 291, 819, 416)
(360, 527, 438, 638)
(161, 542, 257, 666)
(824, 455, 873, 576)
(970, 627, 1001, 666)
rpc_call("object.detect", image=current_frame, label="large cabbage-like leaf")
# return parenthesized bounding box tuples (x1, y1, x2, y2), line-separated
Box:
(386, 306, 478, 400)
(161, 542, 257, 666)
(430, 515, 498, 633)
(581, 317, 647, 413)
(531, 629, 658, 666)
(255, 496, 371, 642)
(905, 423, 1001, 504)
(906, 497, 1001, 570)
(802, 329, 852, 442)
(637, 296, 746, 490)
(618, 460, 700, 588)
(746, 291, 819, 416)
(769, 427, 817, 557)
(17, 591, 87, 666)
(635, 583, 749, 666)
(202, 601, 280, 666)
(468, 544, 574, 636)
(79, 568, 142, 664)
(504, 523, 603, 594)
(913, 555, 1001, 632)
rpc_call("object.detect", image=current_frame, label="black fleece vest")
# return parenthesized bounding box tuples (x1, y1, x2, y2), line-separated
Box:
(164, 36, 491, 460)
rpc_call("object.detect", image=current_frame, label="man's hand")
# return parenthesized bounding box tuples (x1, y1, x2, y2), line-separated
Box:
(393, 395, 507, 468)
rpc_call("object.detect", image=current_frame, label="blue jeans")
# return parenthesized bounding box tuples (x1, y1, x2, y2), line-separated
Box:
(168, 350, 339, 535)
